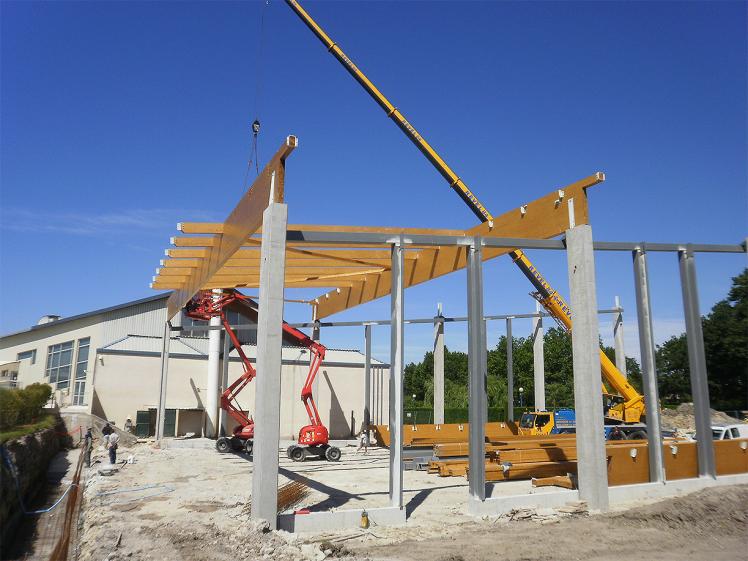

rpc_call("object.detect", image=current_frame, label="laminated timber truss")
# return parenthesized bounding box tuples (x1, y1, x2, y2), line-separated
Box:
(151, 135, 604, 320)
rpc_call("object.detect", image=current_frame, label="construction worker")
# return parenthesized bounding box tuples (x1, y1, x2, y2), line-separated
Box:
(84, 428, 93, 467)
(107, 431, 120, 464)
(356, 426, 369, 455)
(124, 416, 133, 433)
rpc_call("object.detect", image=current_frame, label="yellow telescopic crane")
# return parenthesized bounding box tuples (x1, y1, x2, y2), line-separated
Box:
(284, 0, 645, 424)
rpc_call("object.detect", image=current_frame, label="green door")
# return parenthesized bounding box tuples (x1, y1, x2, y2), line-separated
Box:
(164, 409, 177, 437)
(135, 410, 150, 437)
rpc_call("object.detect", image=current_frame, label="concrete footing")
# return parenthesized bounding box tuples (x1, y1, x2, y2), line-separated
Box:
(278, 506, 406, 533)
(465, 473, 748, 518)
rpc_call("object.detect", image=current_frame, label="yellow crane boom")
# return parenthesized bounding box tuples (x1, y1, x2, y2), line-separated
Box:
(284, 0, 645, 423)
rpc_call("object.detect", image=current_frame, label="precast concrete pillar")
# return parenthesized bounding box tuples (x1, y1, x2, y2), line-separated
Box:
(467, 240, 487, 503)
(506, 317, 514, 421)
(678, 248, 716, 478)
(566, 225, 609, 512)
(389, 238, 405, 509)
(532, 301, 546, 411)
(433, 303, 445, 425)
(206, 291, 222, 438)
(250, 202, 288, 529)
(155, 321, 172, 442)
(613, 296, 627, 377)
(364, 323, 372, 431)
(632, 249, 665, 483)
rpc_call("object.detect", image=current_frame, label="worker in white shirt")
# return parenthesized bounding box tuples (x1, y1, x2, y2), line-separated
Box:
(107, 431, 120, 464)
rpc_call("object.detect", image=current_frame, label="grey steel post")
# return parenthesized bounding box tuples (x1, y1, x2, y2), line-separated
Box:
(532, 301, 546, 411)
(632, 249, 665, 483)
(155, 321, 171, 442)
(678, 248, 716, 478)
(250, 202, 288, 528)
(506, 317, 514, 421)
(389, 238, 405, 509)
(433, 303, 445, 425)
(566, 225, 609, 511)
(364, 323, 372, 431)
(220, 328, 230, 437)
(467, 240, 487, 502)
(613, 296, 627, 377)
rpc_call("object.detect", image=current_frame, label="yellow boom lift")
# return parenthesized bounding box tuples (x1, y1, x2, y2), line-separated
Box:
(283, 0, 646, 432)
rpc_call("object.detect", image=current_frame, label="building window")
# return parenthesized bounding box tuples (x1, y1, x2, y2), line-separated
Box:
(46, 341, 74, 389)
(181, 312, 208, 338)
(72, 338, 90, 405)
(17, 349, 36, 364)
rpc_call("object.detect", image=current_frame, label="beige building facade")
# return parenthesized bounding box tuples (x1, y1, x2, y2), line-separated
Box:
(0, 294, 389, 440)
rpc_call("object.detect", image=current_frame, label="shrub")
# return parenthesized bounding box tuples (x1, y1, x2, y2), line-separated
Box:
(0, 384, 52, 431)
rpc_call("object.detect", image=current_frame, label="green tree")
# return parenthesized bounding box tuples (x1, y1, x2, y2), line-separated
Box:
(654, 268, 747, 409)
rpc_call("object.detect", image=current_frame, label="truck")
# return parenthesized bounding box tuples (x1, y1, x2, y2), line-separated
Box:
(519, 409, 648, 440)
(711, 424, 748, 440)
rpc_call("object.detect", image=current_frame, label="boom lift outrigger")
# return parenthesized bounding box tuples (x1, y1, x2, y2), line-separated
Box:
(284, 0, 646, 425)
(184, 289, 341, 461)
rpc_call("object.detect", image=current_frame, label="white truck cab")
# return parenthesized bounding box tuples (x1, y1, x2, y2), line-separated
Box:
(711, 424, 748, 440)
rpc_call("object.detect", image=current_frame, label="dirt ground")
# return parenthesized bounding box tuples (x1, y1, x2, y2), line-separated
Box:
(74, 441, 747, 561)
(660, 403, 740, 432)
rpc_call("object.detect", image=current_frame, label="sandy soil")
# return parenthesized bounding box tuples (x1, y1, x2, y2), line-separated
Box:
(74, 441, 747, 561)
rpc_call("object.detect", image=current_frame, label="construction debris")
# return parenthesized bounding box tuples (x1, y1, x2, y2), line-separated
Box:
(493, 501, 588, 525)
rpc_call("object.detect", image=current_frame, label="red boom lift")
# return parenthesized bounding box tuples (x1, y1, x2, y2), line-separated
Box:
(184, 290, 341, 462)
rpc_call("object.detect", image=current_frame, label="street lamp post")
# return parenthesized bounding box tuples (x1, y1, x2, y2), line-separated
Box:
(519, 387, 524, 408)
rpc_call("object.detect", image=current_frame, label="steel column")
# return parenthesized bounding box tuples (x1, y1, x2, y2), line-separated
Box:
(155, 321, 171, 442)
(364, 324, 372, 431)
(632, 249, 665, 483)
(467, 240, 487, 502)
(566, 225, 609, 511)
(506, 317, 514, 421)
(433, 304, 445, 425)
(678, 249, 716, 478)
(389, 239, 405, 509)
(250, 202, 288, 528)
(613, 296, 627, 377)
(532, 301, 546, 411)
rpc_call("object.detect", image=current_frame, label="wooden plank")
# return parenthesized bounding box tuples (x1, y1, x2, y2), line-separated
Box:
(164, 136, 297, 318)
(314, 173, 604, 318)
(152, 280, 357, 290)
(161, 257, 403, 269)
(715, 439, 748, 475)
(179, 222, 469, 236)
(166, 248, 419, 260)
(158, 266, 384, 277)
(531, 475, 576, 489)
(484, 461, 578, 482)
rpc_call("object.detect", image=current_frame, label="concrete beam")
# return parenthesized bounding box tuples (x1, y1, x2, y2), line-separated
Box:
(632, 249, 665, 484)
(433, 304, 445, 425)
(532, 301, 546, 411)
(250, 203, 288, 529)
(566, 225, 609, 512)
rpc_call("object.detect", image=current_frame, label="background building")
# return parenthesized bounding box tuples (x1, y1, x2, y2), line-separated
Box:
(0, 294, 388, 439)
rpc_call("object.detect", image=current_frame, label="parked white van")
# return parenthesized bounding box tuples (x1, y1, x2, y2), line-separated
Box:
(711, 424, 748, 440)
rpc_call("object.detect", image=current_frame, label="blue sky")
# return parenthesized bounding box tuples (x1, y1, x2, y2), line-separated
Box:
(1, 1, 746, 364)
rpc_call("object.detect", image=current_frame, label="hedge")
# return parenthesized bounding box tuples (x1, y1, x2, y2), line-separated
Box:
(0, 384, 52, 431)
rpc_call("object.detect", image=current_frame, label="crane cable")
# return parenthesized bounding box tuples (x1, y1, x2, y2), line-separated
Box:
(241, 0, 270, 192)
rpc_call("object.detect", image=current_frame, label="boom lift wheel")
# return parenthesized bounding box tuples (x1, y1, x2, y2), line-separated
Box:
(244, 439, 254, 455)
(215, 437, 232, 453)
(289, 445, 306, 462)
(628, 430, 647, 440)
(286, 444, 296, 459)
(325, 446, 341, 462)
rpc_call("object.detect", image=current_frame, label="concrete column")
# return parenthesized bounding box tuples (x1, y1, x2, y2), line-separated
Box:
(632, 249, 665, 483)
(678, 248, 716, 478)
(389, 239, 405, 509)
(506, 317, 514, 421)
(220, 329, 231, 437)
(364, 324, 372, 431)
(613, 296, 627, 377)
(155, 321, 171, 442)
(250, 202, 288, 529)
(311, 319, 321, 413)
(467, 241, 487, 503)
(532, 301, 546, 411)
(206, 292, 222, 438)
(433, 303, 445, 425)
(566, 225, 609, 512)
